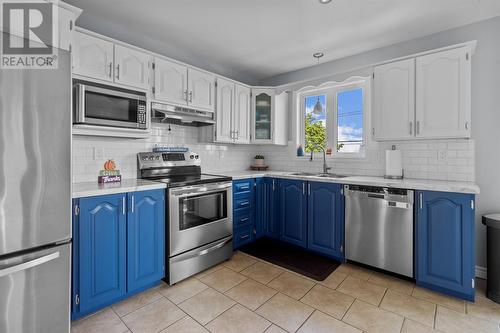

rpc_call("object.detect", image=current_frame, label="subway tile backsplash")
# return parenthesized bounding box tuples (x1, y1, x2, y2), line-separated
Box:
(72, 124, 475, 183)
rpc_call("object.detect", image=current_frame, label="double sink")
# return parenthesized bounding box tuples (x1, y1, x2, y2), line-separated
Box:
(289, 172, 348, 179)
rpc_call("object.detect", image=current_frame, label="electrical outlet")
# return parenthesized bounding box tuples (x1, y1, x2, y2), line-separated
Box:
(93, 147, 104, 161)
(438, 150, 447, 161)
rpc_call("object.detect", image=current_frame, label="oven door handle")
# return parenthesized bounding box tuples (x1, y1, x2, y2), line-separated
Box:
(179, 237, 232, 261)
(171, 183, 231, 198)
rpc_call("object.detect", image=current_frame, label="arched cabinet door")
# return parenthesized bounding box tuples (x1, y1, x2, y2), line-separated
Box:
(127, 189, 165, 292)
(73, 31, 114, 82)
(114, 44, 150, 89)
(416, 190, 475, 301)
(154, 57, 188, 106)
(78, 193, 127, 314)
(307, 182, 344, 259)
(280, 179, 307, 248)
(188, 68, 215, 111)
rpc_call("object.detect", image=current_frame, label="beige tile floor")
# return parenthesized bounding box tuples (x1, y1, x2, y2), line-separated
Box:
(71, 251, 500, 333)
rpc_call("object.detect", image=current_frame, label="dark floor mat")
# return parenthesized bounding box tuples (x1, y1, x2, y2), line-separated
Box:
(239, 237, 341, 281)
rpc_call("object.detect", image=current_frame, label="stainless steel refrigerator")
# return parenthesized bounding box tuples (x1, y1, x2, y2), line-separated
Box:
(0, 37, 72, 332)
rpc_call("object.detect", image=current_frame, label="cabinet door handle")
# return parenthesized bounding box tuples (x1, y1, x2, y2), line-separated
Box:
(416, 121, 420, 135)
(240, 217, 249, 223)
(302, 183, 305, 195)
(419, 193, 423, 210)
(272, 180, 275, 191)
(465, 121, 469, 130)
(240, 234, 250, 240)
(409, 121, 413, 135)
(108, 62, 112, 78)
(189, 91, 193, 103)
(116, 64, 120, 80)
(240, 201, 249, 206)
(122, 197, 126, 215)
(131, 195, 134, 213)
(184, 90, 189, 102)
(308, 183, 311, 196)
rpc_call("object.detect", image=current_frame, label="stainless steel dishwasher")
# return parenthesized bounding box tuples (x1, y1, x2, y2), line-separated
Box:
(344, 185, 414, 277)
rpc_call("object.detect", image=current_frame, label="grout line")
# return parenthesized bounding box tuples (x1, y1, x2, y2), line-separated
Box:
(109, 306, 133, 333)
(203, 303, 238, 327)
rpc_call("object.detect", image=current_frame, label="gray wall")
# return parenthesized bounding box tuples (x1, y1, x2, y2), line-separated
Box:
(261, 17, 500, 269)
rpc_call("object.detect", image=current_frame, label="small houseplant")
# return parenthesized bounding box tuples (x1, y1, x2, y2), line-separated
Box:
(254, 154, 265, 167)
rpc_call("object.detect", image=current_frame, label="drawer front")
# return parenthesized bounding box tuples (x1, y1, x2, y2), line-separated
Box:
(234, 196, 252, 211)
(233, 179, 254, 195)
(234, 212, 253, 228)
(234, 225, 253, 249)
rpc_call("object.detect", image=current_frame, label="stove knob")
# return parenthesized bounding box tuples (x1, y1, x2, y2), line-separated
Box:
(195, 155, 199, 159)
(155, 156, 160, 160)
(142, 157, 147, 161)
(149, 156, 154, 161)
(190, 155, 194, 159)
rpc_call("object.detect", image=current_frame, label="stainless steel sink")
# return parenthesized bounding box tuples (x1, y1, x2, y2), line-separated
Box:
(289, 172, 348, 178)
(289, 172, 317, 176)
(316, 174, 348, 179)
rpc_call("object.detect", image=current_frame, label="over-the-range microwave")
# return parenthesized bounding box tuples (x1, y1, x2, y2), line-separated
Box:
(73, 80, 147, 130)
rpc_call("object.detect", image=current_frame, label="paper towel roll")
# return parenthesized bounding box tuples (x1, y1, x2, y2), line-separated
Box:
(385, 150, 403, 178)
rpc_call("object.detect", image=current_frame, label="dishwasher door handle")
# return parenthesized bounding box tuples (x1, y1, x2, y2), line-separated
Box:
(367, 193, 385, 199)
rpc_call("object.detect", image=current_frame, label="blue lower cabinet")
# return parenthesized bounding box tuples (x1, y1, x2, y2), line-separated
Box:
(232, 179, 255, 249)
(416, 190, 475, 301)
(307, 182, 344, 259)
(234, 225, 254, 248)
(73, 189, 165, 319)
(255, 177, 280, 239)
(78, 193, 127, 316)
(127, 190, 165, 293)
(280, 179, 307, 248)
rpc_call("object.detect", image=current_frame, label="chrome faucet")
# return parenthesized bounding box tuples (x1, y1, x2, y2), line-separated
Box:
(309, 145, 332, 174)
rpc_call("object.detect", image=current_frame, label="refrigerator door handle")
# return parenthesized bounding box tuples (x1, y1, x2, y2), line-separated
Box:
(0, 251, 59, 278)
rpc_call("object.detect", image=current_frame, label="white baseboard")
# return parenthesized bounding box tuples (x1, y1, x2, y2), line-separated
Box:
(476, 266, 487, 279)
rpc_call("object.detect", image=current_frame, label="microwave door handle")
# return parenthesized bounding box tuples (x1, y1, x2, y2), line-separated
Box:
(75, 84, 85, 123)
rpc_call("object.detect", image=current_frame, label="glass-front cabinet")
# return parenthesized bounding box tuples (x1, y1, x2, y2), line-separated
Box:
(252, 88, 275, 143)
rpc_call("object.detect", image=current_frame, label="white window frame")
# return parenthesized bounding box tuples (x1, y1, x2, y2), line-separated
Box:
(297, 76, 370, 159)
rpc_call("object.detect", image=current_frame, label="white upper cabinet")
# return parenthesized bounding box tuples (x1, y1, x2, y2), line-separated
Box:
(153, 60, 215, 111)
(73, 31, 114, 82)
(416, 48, 471, 139)
(373, 58, 415, 140)
(274, 91, 289, 145)
(114, 44, 150, 89)
(215, 78, 234, 143)
(188, 69, 215, 112)
(372, 46, 472, 141)
(154, 57, 188, 105)
(234, 84, 251, 144)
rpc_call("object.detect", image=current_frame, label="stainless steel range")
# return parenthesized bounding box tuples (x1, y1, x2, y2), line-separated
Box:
(138, 151, 233, 284)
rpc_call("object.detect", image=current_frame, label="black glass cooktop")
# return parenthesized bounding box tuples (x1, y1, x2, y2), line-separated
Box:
(153, 174, 232, 188)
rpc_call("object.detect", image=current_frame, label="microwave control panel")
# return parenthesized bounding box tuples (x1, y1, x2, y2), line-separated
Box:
(138, 101, 147, 124)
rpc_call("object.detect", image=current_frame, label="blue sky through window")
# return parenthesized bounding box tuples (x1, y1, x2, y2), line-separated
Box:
(337, 88, 363, 152)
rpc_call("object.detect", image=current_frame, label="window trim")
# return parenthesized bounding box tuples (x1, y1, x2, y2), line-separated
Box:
(297, 76, 371, 159)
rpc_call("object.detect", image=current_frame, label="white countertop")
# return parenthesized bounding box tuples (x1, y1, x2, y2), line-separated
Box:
(216, 170, 480, 194)
(73, 179, 167, 198)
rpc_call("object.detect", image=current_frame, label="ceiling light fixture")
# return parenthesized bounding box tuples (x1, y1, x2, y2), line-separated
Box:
(312, 52, 325, 115)
(319, 0, 332, 4)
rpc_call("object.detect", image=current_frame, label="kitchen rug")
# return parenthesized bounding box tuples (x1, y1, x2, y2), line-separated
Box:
(239, 237, 341, 281)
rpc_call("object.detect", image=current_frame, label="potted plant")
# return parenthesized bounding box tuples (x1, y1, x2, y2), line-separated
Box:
(254, 155, 265, 167)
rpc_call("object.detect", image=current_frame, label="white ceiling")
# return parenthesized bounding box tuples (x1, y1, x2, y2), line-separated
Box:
(66, 0, 500, 84)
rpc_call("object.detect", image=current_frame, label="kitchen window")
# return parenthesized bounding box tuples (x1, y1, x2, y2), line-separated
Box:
(299, 77, 369, 158)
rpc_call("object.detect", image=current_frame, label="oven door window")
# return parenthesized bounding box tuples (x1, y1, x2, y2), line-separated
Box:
(85, 91, 138, 123)
(178, 191, 227, 230)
